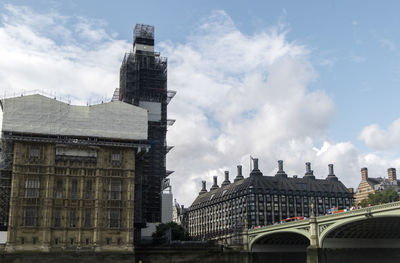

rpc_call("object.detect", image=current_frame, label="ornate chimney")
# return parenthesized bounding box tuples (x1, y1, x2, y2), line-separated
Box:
(222, 171, 231, 186)
(199, 180, 207, 194)
(210, 176, 219, 190)
(234, 165, 244, 182)
(361, 167, 368, 181)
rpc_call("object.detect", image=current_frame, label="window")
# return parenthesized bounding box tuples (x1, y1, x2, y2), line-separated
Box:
(108, 209, 120, 228)
(23, 207, 38, 226)
(25, 178, 40, 197)
(70, 209, 76, 227)
(86, 238, 89, 245)
(56, 180, 63, 199)
(84, 209, 91, 228)
(111, 152, 120, 162)
(21, 237, 24, 244)
(85, 180, 92, 199)
(54, 208, 61, 227)
(71, 180, 78, 199)
(70, 238, 74, 245)
(32, 237, 37, 244)
(109, 180, 121, 200)
(55, 238, 58, 245)
(29, 147, 40, 159)
(106, 238, 111, 245)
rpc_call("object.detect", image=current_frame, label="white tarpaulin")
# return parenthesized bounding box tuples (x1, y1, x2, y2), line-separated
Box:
(1, 94, 148, 141)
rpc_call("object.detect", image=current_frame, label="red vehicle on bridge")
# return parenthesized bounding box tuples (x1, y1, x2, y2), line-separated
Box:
(280, 216, 305, 223)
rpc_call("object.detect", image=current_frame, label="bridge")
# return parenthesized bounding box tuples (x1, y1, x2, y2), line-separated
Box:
(246, 201, 400, 262)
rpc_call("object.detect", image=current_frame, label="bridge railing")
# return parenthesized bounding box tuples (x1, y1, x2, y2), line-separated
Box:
(317, 200, 400, 220)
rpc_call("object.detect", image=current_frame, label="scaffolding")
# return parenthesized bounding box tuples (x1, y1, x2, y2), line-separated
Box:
(0, 138, 13, 230)
(119, 25, 175, 242)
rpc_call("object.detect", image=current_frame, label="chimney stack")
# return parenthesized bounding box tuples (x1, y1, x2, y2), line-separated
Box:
(278, 160, 283, 172)
(327, 164, 338, 181)
(199, 180, 207, 194)
(361, 167, 368, 181)
(234, 165, 244, 182)
(275, 160, 288, 178)
(210, 176, 219, 190)
(253, 158, 259, 170)
(222, 171, 231, 186)
(250, 158, 263, 176)
(328, 164, 334, 176)
(304, 162, 315, 179)
(388, 168, 397, 182)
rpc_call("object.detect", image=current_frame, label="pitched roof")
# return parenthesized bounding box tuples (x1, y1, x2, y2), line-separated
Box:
(190, 170, 351, 209)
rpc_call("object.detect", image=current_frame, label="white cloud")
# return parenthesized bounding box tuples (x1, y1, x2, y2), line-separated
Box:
(359, 119, 400, 150)
(380, 38, 397, 52)
(0, 4, 129, 104)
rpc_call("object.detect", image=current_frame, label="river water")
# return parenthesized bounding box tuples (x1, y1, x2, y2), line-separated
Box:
(2, 249, 400, 263)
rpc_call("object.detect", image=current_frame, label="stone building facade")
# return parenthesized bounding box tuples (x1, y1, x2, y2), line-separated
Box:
(188, 159, 353, 242)
(1, 94, 149, 252)
(354, 167, 400, 204)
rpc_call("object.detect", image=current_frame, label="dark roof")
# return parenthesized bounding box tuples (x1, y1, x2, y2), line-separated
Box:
(367, 177, 400, 186)
(190, 169, 351, 210)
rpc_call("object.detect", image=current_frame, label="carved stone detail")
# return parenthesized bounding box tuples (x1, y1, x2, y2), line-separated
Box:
(318, 223, 334, 235)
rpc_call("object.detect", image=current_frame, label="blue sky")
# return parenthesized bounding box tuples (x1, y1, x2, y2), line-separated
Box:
(1, 1, 400, 205)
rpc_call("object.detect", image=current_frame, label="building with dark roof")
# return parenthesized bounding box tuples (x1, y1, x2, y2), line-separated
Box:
(354, 167, 400, 204)
(188, 159, 353, 241)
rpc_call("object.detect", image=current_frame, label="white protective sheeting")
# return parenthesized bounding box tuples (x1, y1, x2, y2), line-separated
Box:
(1, 94, 148, 141)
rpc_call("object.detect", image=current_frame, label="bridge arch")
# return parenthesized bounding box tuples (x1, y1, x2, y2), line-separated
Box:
(249, 229, 310, 252)
(319, 214, 400, 248)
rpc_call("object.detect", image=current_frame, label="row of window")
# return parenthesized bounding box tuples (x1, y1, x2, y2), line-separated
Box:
(24, 178, 122, 200)
(189, 195, 353, 235)
(23, 207, 121, 228)
(19, 236, 123, 245)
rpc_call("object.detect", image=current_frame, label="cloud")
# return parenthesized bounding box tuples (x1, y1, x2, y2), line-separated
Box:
(359, 119, 400, 150)
(380, 38, 397, 52)
(163, 10, 341, 205)
(0, 4, 129, 104)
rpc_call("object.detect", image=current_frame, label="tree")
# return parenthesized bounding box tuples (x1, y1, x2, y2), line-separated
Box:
(152, 222, 190, 244)
(362, 188, 399, 206)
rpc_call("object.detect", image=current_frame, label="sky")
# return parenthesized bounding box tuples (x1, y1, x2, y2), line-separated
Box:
(1, 1, 400, 206)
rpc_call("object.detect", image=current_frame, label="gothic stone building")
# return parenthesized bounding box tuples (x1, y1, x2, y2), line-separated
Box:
(354, 167, 400, 204)
(188, 159, 353, 241)
(1, 94, 149, 252)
